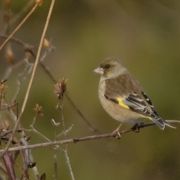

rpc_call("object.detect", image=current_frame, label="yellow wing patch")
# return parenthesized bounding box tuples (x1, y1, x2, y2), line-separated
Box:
(116, 97, 130, 109)
(116, 97, 153, 120)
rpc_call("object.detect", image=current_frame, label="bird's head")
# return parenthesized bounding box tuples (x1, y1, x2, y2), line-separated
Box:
(94, 57, 127, 79)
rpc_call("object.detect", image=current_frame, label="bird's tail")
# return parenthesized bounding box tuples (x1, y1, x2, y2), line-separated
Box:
(152, 118, 176, 130)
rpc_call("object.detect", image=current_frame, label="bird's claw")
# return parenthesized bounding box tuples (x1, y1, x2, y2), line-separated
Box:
(112, 124, 122, 139)
(131, 122, 145, 133)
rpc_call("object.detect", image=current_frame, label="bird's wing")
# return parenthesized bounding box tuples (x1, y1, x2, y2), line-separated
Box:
(124, 92, 159, 118)
(104, 74, 170, 129)
(104, 91, 159, 119)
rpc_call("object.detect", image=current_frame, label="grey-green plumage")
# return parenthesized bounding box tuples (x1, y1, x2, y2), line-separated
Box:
(94, 57, 174, 130)
(105, 73, 142, 97)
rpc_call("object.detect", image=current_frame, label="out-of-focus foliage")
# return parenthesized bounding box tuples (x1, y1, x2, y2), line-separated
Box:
(0, 0, 180, 179)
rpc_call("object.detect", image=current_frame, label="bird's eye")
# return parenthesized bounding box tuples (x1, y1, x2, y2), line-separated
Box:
(102, 64, 111, 69)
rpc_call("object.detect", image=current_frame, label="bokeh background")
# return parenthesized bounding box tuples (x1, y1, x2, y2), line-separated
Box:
(0, 0, 180, 179)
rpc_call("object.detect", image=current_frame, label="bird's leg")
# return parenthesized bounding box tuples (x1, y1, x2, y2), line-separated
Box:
(112, 124, 122, 139)
(131, 122, 155, 132)
(131, 122, 145, 133)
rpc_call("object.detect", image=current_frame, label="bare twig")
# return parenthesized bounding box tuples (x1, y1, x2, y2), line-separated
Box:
(65, 93, 99, 132)
(30, 114, 51, 142)
(0, 123, 163, 153)
(2, 152, 16, 180)
(0, 34, 99, 133)
(0, 131, 119, 153)
(4, 0, 56, 153)
(0, 2, 39, 51)
(1, 0, 12, 35)
(2, 120, 179, 154)
(40, 62, 99, 133)
(57, 96, 76, 180)
(63, 149, 75, 180)
(53, 153, 58, 180)
(8, 0, 35, 30)
(0, 35, 35, 53)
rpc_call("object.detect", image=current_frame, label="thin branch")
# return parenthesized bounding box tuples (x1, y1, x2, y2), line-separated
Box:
(4, 0, 56, 153)
(0, 35, 35, 53)
(57, 98, 76, 180)
(8, 0, 35, 30)
(0, 34, 99, 133)
(0, 123, 159, 153)
(0, 131, 119, 153)
(30, 115, 51, 142)
(63, 150, 75, 180)
(0, 2, 39, 51)
(53, 153, 58, 180)
(2, 152, 16, 180)
(1, 120, 179, 153)
(40, 62, 99, 133)
(65, 93, 99, 132)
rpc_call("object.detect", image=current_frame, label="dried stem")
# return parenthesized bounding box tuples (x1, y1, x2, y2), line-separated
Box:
(0, 34, 99, 133)
(4, 0, 56, 153)
(0, 123, 160, 153)
(57, 99, 76, 180)
(64, 149, 75, 180)
(40, 62, 99, 133)
(9, 0, 35, 30)
(0, 2, 39, 51)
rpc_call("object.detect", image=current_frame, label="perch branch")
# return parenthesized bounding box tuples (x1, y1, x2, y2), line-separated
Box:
(0, 123, 159, 153)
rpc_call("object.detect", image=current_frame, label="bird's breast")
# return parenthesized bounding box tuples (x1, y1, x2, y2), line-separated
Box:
(98, 79, 141, 124)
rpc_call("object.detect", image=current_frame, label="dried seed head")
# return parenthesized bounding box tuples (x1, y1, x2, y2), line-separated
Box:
(54, 79, 67, 100)
(33, 104, 44, 117)
(43, 38, 50, 48)
(0, 80, 7, 95)
(0, 119, 10, 132)
(5, 45, 15, 64)
(35, 0, 44, 6)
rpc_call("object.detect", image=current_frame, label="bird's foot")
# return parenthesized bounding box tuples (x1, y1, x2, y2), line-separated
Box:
(112, 124, 122, 139)
(131, 122, 145, 133)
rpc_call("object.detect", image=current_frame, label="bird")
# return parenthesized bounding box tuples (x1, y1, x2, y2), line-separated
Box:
(94, 57, 175, 130)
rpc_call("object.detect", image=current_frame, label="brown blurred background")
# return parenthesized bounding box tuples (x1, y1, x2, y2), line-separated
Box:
(0, 0, 180, 179)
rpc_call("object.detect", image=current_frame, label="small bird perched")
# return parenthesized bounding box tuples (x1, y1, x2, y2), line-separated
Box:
(94, 57, 174, 130)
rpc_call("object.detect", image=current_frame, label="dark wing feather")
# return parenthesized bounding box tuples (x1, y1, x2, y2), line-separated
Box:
(104, 73, 167, 129)
(124, 93, 159, 119)
(104, 74, 160, 119)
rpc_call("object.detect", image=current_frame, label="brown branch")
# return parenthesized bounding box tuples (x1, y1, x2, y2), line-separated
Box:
(0, 2, 39, 51)
(0, 35, 99, 133)
(0, 123, 156, 153)
(8, 0, 35, 30)
(2, 152, 16, 180)
(0, 35, 35, 53)
(40, 62, 99, 132)
(0, 132, 120, 153)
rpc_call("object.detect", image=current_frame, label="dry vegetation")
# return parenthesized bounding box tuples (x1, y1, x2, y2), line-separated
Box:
(0, 0, 179, 179)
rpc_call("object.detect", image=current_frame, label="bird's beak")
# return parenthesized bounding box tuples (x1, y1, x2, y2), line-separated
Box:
(94, 67, 104, 75)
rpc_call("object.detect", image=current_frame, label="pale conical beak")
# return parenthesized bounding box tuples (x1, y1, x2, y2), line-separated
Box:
(94, 67, 104, 75)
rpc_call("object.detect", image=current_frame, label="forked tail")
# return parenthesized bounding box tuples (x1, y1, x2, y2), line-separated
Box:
(152, 118, 176, 130)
